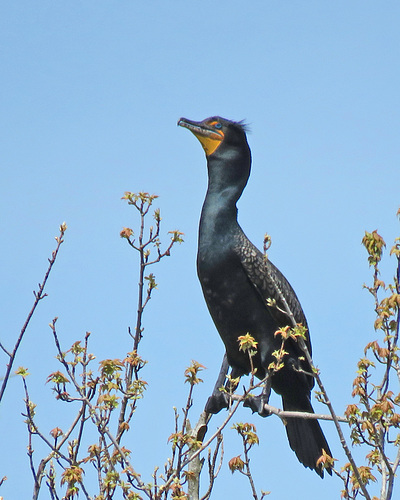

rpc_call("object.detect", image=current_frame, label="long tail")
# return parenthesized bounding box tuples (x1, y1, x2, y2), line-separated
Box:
(282, 396, 332, 477)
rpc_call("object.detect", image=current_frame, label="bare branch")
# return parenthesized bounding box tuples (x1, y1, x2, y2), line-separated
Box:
(0, 223, 66, 403)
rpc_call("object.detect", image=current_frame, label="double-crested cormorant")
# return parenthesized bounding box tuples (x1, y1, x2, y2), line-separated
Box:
(178, 116, 332, 477)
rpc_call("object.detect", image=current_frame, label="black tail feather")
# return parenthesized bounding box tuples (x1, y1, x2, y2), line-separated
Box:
(282, 397, 332, 477)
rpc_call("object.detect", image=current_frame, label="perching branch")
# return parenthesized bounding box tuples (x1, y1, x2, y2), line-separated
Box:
(258, 402, 348, 423)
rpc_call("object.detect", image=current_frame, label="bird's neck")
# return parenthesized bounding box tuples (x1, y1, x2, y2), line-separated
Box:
(199, 187, 240, 246)
(199, 150, 250, 245)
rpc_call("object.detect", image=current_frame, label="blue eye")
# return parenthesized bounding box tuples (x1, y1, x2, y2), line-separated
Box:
(214, 123, 222, 130)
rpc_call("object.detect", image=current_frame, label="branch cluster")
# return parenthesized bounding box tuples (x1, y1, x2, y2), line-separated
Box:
(4, 195, 400, 500)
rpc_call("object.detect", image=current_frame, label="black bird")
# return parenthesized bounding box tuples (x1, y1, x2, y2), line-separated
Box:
(178, 116, 332, 477)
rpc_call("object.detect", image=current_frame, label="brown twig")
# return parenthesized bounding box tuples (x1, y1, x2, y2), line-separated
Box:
(0, 223, 66, 403)
(50, 317, 151, 498)
(262, 244, 370, 500)
(118, 193, 183, 444)
(200, 433, 223, 500)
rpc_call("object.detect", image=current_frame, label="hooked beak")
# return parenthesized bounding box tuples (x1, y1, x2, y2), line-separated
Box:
(178, 117, 224, 156)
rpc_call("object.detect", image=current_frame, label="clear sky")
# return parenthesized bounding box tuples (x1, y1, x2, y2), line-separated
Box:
(1, 2, 400, 499)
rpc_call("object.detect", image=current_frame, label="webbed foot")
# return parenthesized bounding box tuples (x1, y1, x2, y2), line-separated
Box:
(205, 391, 230, 414)
(243, 394, 271, 417)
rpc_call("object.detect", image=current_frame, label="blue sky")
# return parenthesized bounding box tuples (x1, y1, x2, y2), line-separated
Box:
(1, 2, 400, 499)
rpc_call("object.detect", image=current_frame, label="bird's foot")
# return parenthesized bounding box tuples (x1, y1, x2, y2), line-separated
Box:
(243, 394, 271, 417)
(205, 391, 230, 414)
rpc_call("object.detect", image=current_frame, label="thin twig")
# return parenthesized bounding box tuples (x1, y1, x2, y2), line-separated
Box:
(263, 251, 371, 500)
(50, 323, 151, 498)
(0, 223, 66, 403)
(242, 445, 258, 500)
(200, 434, 223, 500)
(162, 389, 250, 494)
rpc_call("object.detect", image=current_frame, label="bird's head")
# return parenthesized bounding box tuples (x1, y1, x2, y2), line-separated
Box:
(177, 116, 249, 157)
(178, 116, 251, 200)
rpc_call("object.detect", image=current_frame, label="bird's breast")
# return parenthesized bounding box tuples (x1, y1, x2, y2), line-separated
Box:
(197, 247, 279, 376)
